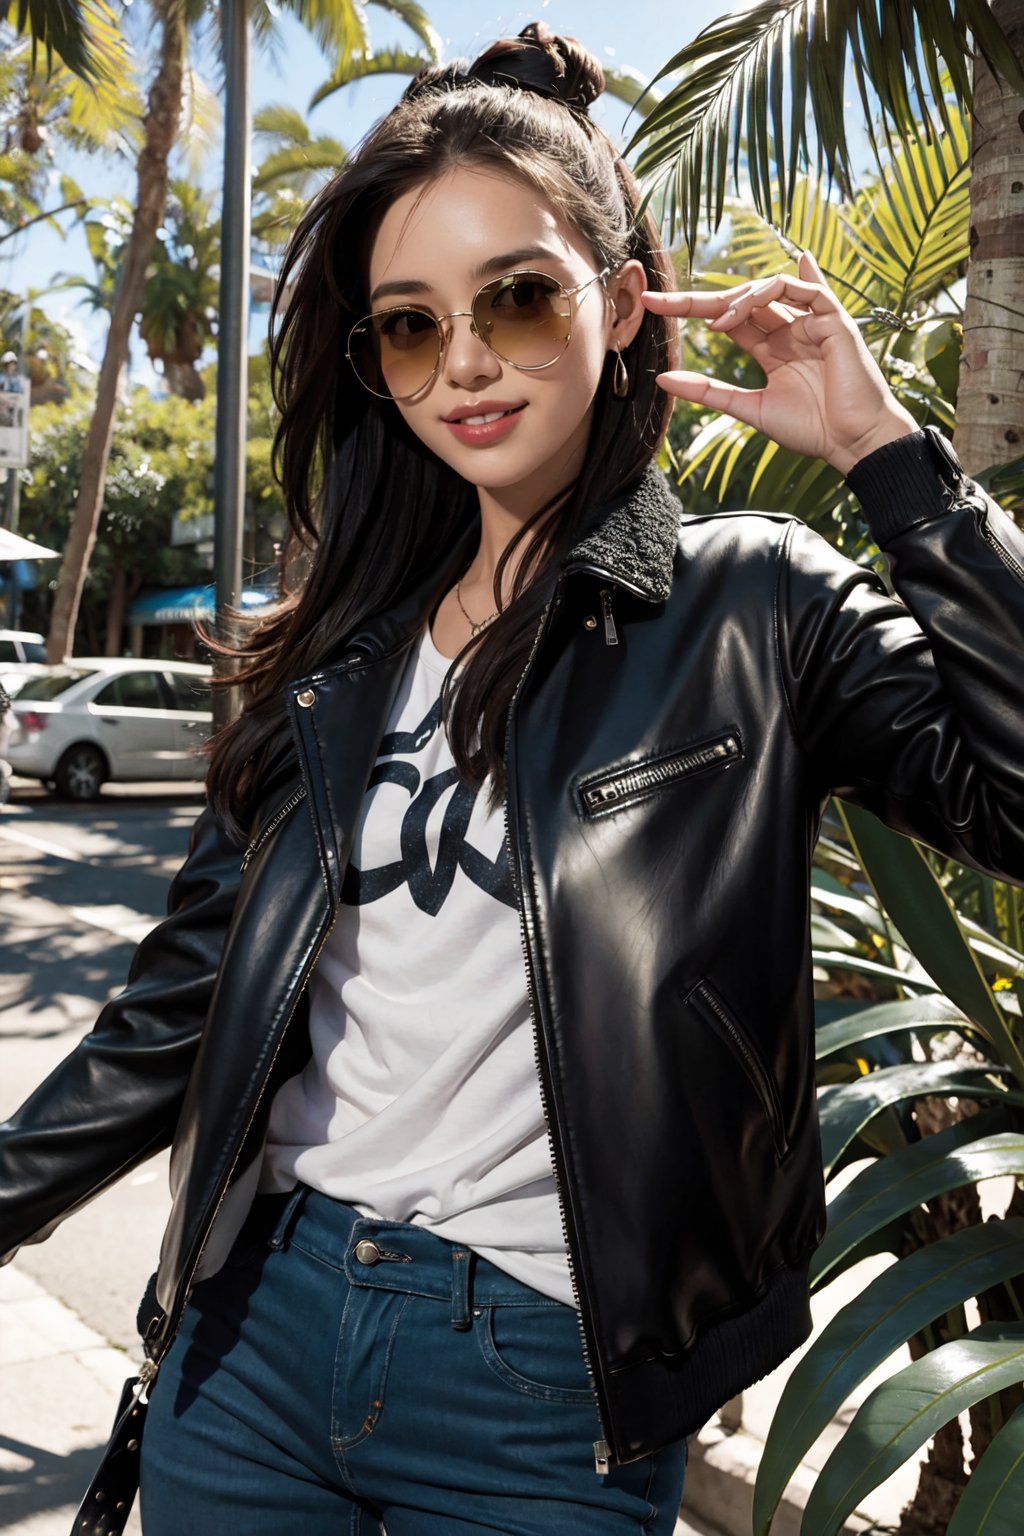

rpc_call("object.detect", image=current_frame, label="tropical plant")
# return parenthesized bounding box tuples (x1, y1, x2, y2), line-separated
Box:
(1, 0, 127, 86)
(629, 0, 1024, 478)
(250, 103, 347, 257)
(18, 368, 285, 651)
(42, 0, 443, 664)
(647, 14, 1024, 1529)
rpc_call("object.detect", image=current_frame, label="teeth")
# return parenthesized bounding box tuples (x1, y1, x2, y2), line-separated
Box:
(460, 411, 509, 425)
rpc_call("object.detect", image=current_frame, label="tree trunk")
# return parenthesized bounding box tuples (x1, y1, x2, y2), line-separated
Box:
(44, 0, 187, 662)
(105, 560, 126, 655)
(953, 0, 1024, 479)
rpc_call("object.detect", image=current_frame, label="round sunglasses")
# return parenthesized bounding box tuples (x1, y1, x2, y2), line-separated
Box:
(345, 266, 611, 401)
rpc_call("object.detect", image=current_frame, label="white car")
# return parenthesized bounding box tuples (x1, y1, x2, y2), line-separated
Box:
(7, 658, 213, 800)
(0, 628, 49, 697)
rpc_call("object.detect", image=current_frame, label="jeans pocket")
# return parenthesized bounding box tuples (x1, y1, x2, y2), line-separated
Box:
(477, 1302, 596, 1403)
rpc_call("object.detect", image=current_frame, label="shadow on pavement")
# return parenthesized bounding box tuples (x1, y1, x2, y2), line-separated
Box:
(0, 1432, 104, 1525)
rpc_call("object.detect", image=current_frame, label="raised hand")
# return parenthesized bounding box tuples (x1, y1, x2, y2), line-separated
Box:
(641, 250, 918, 476)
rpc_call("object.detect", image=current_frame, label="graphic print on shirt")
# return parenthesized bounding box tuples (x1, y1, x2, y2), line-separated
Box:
(342, 697, 517, 914)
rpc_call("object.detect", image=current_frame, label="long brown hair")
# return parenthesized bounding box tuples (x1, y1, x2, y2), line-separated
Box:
(204, 21, 678, 842)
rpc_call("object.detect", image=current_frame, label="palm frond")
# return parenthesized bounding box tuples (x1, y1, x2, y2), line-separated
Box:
(253, 139, 345, 192)
(253, 103, 312, 143)
(175, 63, 221, 177)
(369, 0, 441, 63)
(841, 105, 970, 314)
(273, 0, 369, 69)
(309, 45, 434, 110)
(600, 64, 663, 116)
(6, 0, 126, 83)
(627, 0, 1024, 255)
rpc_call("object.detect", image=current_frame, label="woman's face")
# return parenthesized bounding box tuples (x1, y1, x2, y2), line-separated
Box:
(363, 165, 647, 506)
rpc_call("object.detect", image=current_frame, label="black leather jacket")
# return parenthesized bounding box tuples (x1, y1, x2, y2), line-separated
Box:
(3, 428, 1024, 1468)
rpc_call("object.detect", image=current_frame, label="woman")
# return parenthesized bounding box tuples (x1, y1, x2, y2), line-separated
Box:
(3, 21, 1024, 1536)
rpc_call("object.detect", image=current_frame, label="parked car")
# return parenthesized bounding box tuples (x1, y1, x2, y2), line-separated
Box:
(6, 658, 213, 800)
(0, 628, 46, 665)
(0, 627, 49, 697)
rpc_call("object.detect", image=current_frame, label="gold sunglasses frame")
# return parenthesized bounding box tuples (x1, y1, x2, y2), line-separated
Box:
(345, 265, 612, 402)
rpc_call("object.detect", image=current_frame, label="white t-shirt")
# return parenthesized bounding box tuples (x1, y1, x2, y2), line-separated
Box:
(259, 623, 574, 1306)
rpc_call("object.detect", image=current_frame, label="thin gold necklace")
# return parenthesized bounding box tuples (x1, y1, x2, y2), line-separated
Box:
(455, 577, 500, 637)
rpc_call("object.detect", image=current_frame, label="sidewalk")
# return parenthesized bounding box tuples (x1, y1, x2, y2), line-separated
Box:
(0, 1263, 723, 1536)
(0, 1265, 143, 1536)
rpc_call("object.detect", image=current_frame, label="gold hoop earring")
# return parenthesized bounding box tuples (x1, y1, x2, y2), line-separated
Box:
(612, 347, 629, 398)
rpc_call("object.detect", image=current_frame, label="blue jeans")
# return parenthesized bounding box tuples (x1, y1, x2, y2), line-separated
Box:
(140, 1185, 688, 1534)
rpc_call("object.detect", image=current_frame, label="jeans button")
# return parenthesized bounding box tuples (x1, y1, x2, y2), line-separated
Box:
(354, 1239, 382, 1266)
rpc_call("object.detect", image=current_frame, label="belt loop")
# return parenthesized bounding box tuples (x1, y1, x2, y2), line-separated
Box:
(268, 1182, 310, 1251)
(450, 1248, 472, 1330)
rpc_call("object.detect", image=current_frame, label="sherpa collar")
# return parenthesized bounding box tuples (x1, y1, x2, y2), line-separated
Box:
(563, 462, 682, 604)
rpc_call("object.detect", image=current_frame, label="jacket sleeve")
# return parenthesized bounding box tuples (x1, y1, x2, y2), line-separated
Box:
(0, 803, 244, 1263)
(776, 426, 1024, 884)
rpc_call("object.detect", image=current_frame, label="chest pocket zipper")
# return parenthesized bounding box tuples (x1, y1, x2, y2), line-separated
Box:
(577, 731, 741, 816)
(684, 978, 789, 1162)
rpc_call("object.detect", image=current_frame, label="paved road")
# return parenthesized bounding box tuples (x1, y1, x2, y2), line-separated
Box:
(0, 780, 202, 1355)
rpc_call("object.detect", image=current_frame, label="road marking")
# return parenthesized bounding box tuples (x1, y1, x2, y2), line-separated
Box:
(0, 825, 88, 862)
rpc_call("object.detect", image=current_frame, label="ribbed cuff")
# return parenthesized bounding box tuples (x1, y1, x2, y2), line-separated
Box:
(844, 428, 965, 546)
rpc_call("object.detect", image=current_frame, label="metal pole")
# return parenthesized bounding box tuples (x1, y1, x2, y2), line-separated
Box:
(212, 0, 250, 729)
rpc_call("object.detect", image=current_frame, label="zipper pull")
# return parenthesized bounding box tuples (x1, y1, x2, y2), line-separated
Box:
(599, 588, 618, 647)
(240, 844, 255, 873)
(594, 1438, 611, 1475)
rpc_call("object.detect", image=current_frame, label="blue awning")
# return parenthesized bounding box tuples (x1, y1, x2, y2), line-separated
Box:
(127, 585, 278, 626)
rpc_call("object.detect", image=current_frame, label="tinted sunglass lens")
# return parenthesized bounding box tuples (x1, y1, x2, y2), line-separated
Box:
(475, 273, 572, 368)
(349, 309, 441, 398)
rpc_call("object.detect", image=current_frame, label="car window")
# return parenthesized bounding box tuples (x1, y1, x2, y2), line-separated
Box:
(21, 641, 46, 662)
(15, 669, 96, 701)
(0, 640, 18, 663)
(164, 671, 212, 711)
(94, 672, 167, 710)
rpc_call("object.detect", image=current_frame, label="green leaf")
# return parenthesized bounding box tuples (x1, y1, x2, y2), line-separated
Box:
(309, 45, 435, 109)
(754, 1221, 1024, 1534)
(628, 0, 1024, 253)
(946, 1403, 1024, 1536)
(801, 1326, 1024, 1536)
(812, 1118, 1020, 1289)
(815, 996, 975, 1061)
(837, 803, 1024, 1086)
(818, 1060, 1014, 1177)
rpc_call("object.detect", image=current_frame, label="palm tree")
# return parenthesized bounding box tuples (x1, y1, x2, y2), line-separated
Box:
(42, 0, 189, 662)
(139, 178, 220, 399)
(630, 0, 1024, 478)
(38, 0, 442, 663)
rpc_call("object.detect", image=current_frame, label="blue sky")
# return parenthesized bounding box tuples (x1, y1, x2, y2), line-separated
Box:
(2, 2, 730, 387)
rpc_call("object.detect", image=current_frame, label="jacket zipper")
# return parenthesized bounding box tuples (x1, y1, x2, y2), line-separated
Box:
(240, 787, 308, 872)
(503, 581, 612, 1474)
(147, 642, 413, 1370)
(580, 734, 740, 815)
(690, 980, 789, 1162)
(975, 506, 1024, 584)
(600, 587, 618, 646)
(145, 908, 339, 1372)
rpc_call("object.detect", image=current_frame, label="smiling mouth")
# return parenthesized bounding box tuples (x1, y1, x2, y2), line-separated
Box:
(444, 404, 527, 425)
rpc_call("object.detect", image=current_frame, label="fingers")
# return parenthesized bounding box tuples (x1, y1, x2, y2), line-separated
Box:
(642, 258, 839, 325)
(655, 370, 764, 428)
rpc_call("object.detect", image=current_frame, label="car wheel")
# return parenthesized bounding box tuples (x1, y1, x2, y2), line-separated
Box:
(54, 743, 107, 801)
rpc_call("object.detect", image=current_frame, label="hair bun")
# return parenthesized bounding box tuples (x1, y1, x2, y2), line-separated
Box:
(469, 21, 605, 112)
